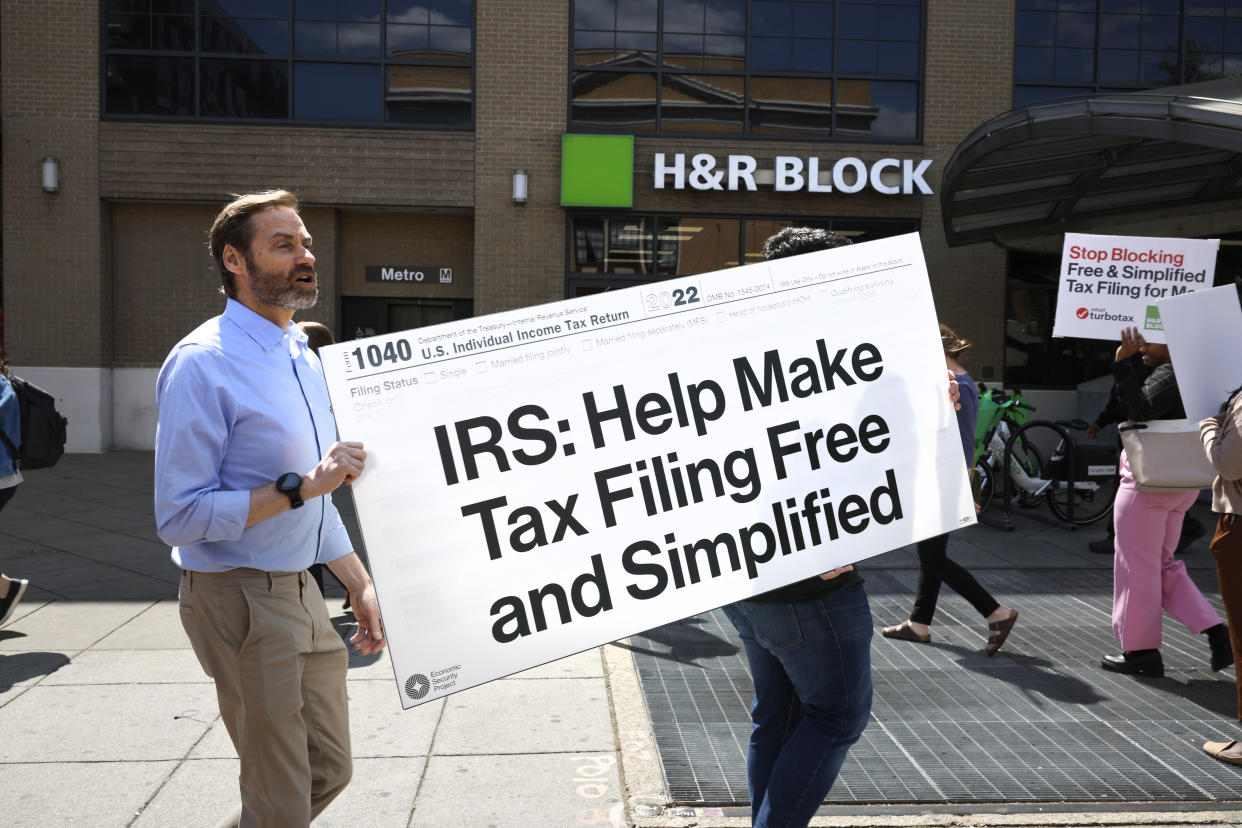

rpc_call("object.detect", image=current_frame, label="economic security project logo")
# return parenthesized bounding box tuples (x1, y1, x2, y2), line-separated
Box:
(405, 673, 431, 700)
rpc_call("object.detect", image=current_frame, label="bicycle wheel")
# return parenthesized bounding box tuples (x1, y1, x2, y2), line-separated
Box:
(1009, 442, 1046, 509)
(1046, 452, 1119, 526)
(974, 459, 994, 514)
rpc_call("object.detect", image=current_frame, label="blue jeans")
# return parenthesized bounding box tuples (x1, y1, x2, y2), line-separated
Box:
(723, 583, 873, 828)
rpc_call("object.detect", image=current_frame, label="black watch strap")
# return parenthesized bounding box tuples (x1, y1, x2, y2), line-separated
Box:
(276, 472, 304, 510)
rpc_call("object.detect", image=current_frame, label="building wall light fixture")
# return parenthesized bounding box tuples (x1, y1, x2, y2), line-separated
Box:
(512, 169, 528, 204)
(42, 156, 59, 193)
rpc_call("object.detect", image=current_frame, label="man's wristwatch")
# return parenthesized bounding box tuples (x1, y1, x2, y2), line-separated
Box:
(276, 472, 304, 510)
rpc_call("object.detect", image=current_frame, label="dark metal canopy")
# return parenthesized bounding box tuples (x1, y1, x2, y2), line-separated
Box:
(941, 77, 1242, 251)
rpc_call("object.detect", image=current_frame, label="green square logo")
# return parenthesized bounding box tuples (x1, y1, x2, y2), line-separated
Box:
(1144, 304, 1163, 331)
(561, 134, 634, 208)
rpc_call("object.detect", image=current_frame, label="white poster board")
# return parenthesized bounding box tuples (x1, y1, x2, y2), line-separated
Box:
(1052, 233, 1219, 343)
(320, 233, 975, 709)
(1159, 284, 1242, 421)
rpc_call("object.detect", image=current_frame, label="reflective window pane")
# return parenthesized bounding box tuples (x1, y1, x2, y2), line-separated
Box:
(1054, 47, 1094, 82)
(429, 25, 471, 58)
(429, 0, 472, 27)
(390, 23, 430, 58)
(751, 1, 792, 36)
(878, 40, 918, 76)
(659, 74, 744, 132)
(1099, 48, 1140, 82)
(1186, 17, 1224, 50)
(105, 55, 194, 115)
(1140, 14, 1178, 49)
(389, 0, 431, 24)
(790, 37, 832, 72)
(201, 58, 289, 118)
(342, 0, 381, 22)
(1055, 12, 1095, 48)
(387, 65, 471, 126)
(705, 0, 746, 35)
(293, 62, 381, 120)
(665, 0, 707, 33)
(750, 36, 792, 69)
(294, 20, 336, 55)
(749, 76, 832, 134)
(295, 0, 337, 20)
(575, 0, 616, 29)
(618, 0, 658, 30)
(838, 40, 877, 74)
(656, 217, 740, 275)
(249, 0, 290, 17)
(838, 3, 879, 38)
(571, 70, 658, 131)
(792, 2, 832, 33)
(839, 79, 916, 140)
(1017, 11, 1057, 46)
(1100, 13, 1140, 48)
(886, 5, 920, 40)
(338, 22, 380, 57)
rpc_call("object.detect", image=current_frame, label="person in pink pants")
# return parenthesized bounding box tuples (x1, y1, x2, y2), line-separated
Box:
(1100, 326, 1230, 678)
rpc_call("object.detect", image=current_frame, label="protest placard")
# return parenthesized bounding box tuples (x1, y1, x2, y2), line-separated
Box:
(1051, 233, 1219, 343)
(1159, 284, 1242, 421)
(320, 232, 975, 708)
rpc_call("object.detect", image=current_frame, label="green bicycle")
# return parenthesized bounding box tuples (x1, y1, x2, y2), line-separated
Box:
(972, 387, 1118, 526)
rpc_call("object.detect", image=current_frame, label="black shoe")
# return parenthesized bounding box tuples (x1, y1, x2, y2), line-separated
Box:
(0, 578, 28, 627)
(1208, 623, 1234, 671)
(1101, 649, 1164, 677)
(1176, 517, 1208, 555)
(1087, 536, 1115, 555)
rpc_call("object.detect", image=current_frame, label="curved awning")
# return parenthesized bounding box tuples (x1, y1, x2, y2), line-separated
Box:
(941, 77, 1242, 251)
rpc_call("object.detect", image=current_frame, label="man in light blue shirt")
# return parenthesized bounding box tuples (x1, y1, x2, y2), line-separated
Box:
(155, 190, 384, 827)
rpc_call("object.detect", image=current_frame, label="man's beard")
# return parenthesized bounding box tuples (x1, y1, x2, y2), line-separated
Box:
(244, 255, 318, 311)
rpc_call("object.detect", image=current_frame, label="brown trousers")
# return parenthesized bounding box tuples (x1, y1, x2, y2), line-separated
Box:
(179, 568, 351, 828)
(1210, 514, 1242, 721)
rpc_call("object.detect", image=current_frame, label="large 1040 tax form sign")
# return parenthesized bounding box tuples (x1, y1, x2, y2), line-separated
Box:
(320, 233, 974, 709)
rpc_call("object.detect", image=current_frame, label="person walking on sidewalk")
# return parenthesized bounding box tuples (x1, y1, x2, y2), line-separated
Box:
(720, 227, 962, 828)
(0, 355, 29, 628)
(1084, 391, 1205, 556)
(1100, 326, 1229, 678)
(881, 324, 1019, 655)
(1199, 384, 1242, 766)
(155, 190, 385, 827)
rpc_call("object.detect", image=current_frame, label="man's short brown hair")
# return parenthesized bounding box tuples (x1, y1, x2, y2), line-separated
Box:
(208, 190, 300, 298)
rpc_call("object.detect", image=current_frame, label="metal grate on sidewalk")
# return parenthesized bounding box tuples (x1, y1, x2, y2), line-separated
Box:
(628, 564, 1242, 806)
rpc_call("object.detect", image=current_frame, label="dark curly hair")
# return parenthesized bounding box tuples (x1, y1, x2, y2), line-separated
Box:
(762, 227, 852, 261)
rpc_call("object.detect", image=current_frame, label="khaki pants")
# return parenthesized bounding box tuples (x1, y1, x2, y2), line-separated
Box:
(179, 568, 351, 828)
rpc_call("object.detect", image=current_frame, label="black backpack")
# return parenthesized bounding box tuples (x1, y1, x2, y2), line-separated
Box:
(0, 375, 68, 470)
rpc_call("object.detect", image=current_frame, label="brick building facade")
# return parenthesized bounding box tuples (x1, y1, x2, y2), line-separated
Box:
(2, 0, 1015, 452)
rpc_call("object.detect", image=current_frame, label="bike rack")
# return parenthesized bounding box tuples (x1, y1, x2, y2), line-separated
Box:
(998, 419, 1077, 531)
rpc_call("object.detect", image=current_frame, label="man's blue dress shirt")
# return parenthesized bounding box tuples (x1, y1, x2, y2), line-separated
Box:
(155, 299, 352, 573)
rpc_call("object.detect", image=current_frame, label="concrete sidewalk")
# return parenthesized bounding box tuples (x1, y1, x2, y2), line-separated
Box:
(3, 452, 1242, 827)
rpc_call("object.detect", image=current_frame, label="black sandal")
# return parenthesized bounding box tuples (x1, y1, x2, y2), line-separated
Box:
(986, 610, 1018, 656)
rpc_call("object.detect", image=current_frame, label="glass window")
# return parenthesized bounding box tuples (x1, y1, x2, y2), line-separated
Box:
(387, 65, 472, 126)
(660, 74, 745, 132)
(294, 62, 381, 121)
(201, 58, 290, 118)
(570, 0, 923, 139)
(105, 55, 194, 116)
(104, 0, 472, 126)
(1016, 0, 1242, 103)
(749, 76, 833, 134)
